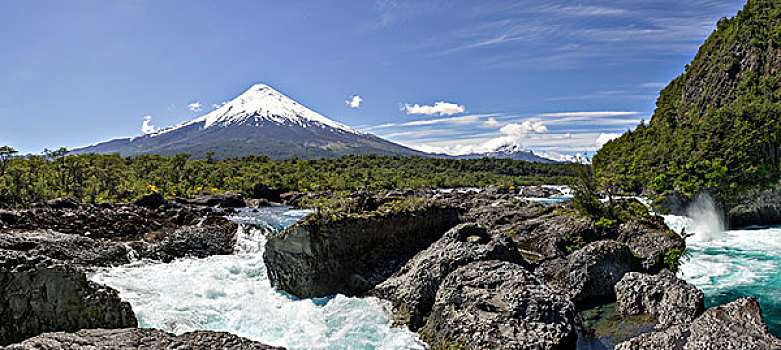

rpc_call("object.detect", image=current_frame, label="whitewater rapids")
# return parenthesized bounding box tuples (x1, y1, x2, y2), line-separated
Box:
(90, 208, 426, 350)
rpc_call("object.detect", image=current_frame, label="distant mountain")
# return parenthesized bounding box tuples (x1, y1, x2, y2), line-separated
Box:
(73, 84, 426, 159)
(455, 144, 559, 163)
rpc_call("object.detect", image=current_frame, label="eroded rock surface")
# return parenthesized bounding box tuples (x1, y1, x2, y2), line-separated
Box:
(0, 251, 137, 346)
(615, 270, 704, 327)
(552, 240, 642, 304)
(264, 205, 460, 298)
(0, 232, 130, 267)
(5, 328, 284, 350)
(419, 260, 578, 350)
(616, 297, 781, 350)
(372, 223, 526, 330)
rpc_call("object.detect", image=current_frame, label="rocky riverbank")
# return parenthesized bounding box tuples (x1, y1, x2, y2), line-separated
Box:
(2, 186, 779, 349)
(264, 187, 781, 349)
(0, 196, 279, 348)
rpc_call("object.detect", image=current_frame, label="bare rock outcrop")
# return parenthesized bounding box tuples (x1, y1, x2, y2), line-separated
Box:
(419, 260, 578, 350)
(5, 328, 284, 350)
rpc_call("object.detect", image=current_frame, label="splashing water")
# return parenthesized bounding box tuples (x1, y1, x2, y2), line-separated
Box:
(682, 193, 726, 242)
(91, 208, 426, 350)
(664, 196, 781, 337)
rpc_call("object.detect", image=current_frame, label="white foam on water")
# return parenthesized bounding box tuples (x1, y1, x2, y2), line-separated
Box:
(664, 200, 781, 336)
(91, 212, 426, 350)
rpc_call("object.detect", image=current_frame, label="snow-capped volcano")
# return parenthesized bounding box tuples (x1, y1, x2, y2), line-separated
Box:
(150, 84, 362, 137)
(74, 84, 423, 159)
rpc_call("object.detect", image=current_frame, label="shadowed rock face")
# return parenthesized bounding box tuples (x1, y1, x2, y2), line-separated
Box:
(264, 206, 461, 298)
(616, 297, 781, 350)
(419, 260, 578, 350)
(5, 328, 285, 350)
(372, 223, 527, 330)
(615, 270, 705, 327)
(0, 251, 137, 346)
(540, 240, 642, 305)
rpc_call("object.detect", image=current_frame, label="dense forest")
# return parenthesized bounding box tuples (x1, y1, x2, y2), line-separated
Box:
(0, 146, 582, 206)
(594, 0, 781, 200)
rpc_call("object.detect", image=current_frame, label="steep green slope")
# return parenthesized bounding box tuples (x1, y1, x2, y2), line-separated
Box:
(594, 0, 781, 200)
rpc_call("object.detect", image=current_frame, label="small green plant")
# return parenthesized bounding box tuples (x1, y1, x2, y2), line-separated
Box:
(593, 217, 617, 230)
(664, 247, 688, 272)
(562, 233, 585, 254)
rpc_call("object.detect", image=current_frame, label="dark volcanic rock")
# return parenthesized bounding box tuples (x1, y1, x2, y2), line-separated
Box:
(136, 221, 238, 262)
(248, 184, 284, 203)
(727, 188, 781, 229)
(264, 205, 461, 298)
(0, 232, 130, 267)
(548, 240, 642, 304)
(0, 251, 137, 346)
(616, 298, 781, 349)
(617, 217, 684, 272)
(516, 186, 563, 198)
(615, 270, 704, 327)
(177, 192, 247, 208)
(372, 223, 527, 330)
(34, 197, 81, 210)
(0, 204, 173, 240)
(134, 193, 169, 209)
(419, 260, 578, 350)
(6, 328, 284, 349)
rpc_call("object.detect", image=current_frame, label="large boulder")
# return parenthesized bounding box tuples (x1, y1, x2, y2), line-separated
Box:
(134, 220, 238, 262)
(419, 260, 578, 350)
(372, 223, 526, 330)
(617, 217, 685, 272)
(0, 251, 136, 346)
(5, 328, 284, 349)
(616, 297, 781, 350)
(133, 193, 169, 209)
(264, 205, 461, 298)
(615, 270, 704, 327)
(546, 240, 642, 304)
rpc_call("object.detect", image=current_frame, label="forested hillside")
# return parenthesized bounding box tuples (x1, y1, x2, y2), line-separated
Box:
(594, 0, 781, 200)
(0, 147, 582, 206)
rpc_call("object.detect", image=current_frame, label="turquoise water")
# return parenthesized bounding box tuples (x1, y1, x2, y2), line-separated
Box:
(665, 215, 781, 337)
(91, 207, 426, 350)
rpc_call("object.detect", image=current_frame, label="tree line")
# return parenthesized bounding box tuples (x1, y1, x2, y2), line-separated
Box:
(0, 147, 584, 206)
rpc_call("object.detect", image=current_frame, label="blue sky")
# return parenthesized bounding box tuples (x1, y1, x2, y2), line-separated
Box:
(0, 0, 746, 158)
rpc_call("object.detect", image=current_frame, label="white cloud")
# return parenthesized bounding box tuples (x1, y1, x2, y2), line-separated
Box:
(596, 133, 622, 148)
(212, 101, 227, 109)
(188, 102, 203, 112)
(484, 117, 501, 126)
(141, 115, 155, 134)
(412, 120, 547, 155)
(346, 95, 363, 109)
(500, 121, 547, 136)
(404, 101, 465, 116)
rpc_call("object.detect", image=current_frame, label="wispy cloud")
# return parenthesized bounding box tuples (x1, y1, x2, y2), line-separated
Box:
(413, 0, 740, 70)
(364, 110, 643, 156)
